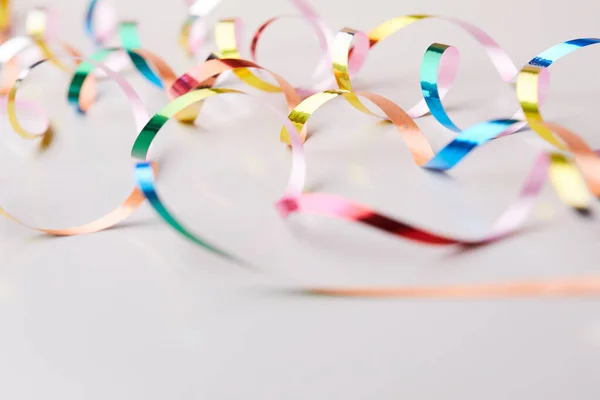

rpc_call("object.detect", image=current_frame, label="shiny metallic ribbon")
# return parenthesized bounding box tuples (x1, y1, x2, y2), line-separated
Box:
(0, 0, 10, 43)
(131, 87, 305, 262)
(0, 31, 97, 144)
(207, 0, 334, 97)
(1, 2, 599, 297)
(129, 58, 303, 259)
(2, 55, 152, 235)
(179, 0, 222, 57)
(273, 17, 600, 297)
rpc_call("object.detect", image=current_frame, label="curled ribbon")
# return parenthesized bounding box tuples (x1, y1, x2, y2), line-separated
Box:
(179, 0, 222, 57)
(276, 90, 548, 245)
(273, 19, 600, 297)
(278, 18, 600, 214)
(422, 39, 600, 213)
(129, 58, 303, 259)
(85, 0, 117, 47)
(131, 87, 305, 262)
(1, 55, 153, 235)
(1, 7, 99, 149)
(69, 22, 174, 114)
(1, 0, 599, 298)
(208, 0, 334, 97)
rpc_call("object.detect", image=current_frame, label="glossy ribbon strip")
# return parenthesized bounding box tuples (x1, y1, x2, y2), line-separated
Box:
(2, 55, 152, 235)
(0, 0, 598, 298)
(210, 0, 334, 97)
(131, 86, 305, 260)
(179, 0, 222, 57)
(306, 276, 600, 298)
(85, 0, 116, 46)
(0, 0, 10, 43)
(276, 16, 600, 214)
(420, 38, 600, 211)
(276, 90, 549, 245)
(0, 33, 97, 145)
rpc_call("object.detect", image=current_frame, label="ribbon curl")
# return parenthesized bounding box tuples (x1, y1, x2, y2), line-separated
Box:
(0, 0, 598, 298)
(2, 55, 153, 235)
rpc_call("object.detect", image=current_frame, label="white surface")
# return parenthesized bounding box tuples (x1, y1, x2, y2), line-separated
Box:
(1, 0, 600, 398)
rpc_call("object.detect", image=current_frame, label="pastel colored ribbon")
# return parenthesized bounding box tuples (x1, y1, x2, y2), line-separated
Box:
(85, 0, 116, 47)
(127, 57, 303, 256)
(421, 39, 600, 212)
(1, 0, 599, 298)
(272, 18, 600, 297)
(276, 18, 600, 214)
(330, 16, 517, 119)
(276, 89, 548, 245)
(71, 21, 169, 108)
(0, 0, 10, 43)
(306, 277, 600, 298)
(0, 33, 97, 145)
(131, 86, 305, 261)
(179, 0, 222, 57)
(209, 0, 334, 97)
(1, 55, 152, 235)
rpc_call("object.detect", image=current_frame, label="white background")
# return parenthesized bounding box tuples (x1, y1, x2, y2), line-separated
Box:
(1, 0, 600, 398)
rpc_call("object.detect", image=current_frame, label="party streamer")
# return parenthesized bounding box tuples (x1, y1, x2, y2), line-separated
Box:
(0, 7, 99, 144)
(128, 57, 304, 261)
(2, 55, 152, 235)
(211, 7, 334, 97)
(0, 0, 598, 298)
(179, 0, 222, 57)
(0, 0, 10, 43)
(278, 20, 600, 213)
